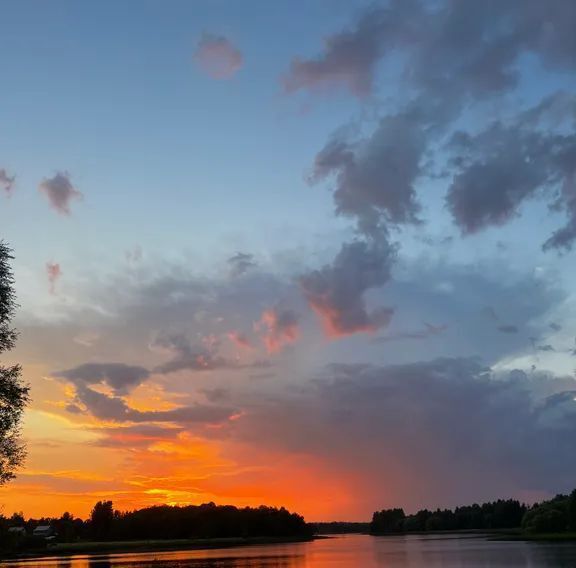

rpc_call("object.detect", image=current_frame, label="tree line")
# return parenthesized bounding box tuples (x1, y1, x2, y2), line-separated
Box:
(0, 500, 313, 550)
(371, 490, 576, 535)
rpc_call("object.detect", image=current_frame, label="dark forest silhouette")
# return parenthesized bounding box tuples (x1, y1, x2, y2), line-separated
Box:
(371, 490, 576, 535)
(0, 500, 313, 552)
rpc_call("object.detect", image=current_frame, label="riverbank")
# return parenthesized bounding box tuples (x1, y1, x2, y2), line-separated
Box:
(1, 535, 317, 561)
(491, 532, 576, 542)
(371, 528, 576, 542)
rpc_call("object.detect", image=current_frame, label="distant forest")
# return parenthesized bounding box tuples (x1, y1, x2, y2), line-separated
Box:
(0, 501, 313, 551)
(371, 490, 576, 535)
(312, 522, 369, 534)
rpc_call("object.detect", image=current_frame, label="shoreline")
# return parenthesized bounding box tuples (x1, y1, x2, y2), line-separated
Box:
(1, 535, 317, 561)
(370, 528, 576, 542)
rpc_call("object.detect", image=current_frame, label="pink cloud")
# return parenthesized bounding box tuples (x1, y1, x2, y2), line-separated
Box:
(258, 308, 299, 353)
(193, 33, 243, 80)
(39, 171, 82, 215)
(46, 262, 62, 294)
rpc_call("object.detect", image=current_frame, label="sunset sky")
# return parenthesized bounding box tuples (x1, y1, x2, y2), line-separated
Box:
(1, 0, 576, 521)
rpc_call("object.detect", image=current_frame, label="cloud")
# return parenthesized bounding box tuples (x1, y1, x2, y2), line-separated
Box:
(228, 252, 256, 277)
(152, 333, 268, 374)
(56, 362, 151, 395)
(375, 322, 447, 342)
(0, 169, 15, 195)
(72, 384, 235, 425)
(228, 357, 576, 512)
(283, 2, 416, 97)
(39, 172, 82, 215)
(45, 262, 62, 295)
(285, 1, 576, 100)
(91, 424, 183, 448)
(310, 107, 428, 236)
(201, 387, 229, 403)
(258, 308, 299, 353)
(291, 1, 576, 251)
(227, 331, 254, 351)
(498, 324, 519, 334)
(446, 116, 576, 246)
(193, 33, 243, 80)
(125, 245, 143, 264)
(301, 238, 395, 337)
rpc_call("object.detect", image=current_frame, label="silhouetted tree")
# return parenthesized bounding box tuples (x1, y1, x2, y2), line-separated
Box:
(371, 499, 526, 535)
(0, 242, 29, 485)
(370, 508, 405, 534)
(90, 500, 114, 540)
(568, 489, 576, 531)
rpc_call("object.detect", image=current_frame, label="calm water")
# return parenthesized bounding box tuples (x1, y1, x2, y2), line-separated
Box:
(5, 534, 576, 568)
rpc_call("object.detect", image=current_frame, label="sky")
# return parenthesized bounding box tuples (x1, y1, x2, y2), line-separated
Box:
(1, 0, 576, 522)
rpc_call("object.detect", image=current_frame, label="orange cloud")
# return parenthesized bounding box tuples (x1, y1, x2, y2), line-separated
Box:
(310, 302, 390, 338)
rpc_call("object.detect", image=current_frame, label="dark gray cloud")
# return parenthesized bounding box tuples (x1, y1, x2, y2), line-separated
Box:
(73, 383, 235, 425)
(310, 107, 428, 235)
(446, 117, 576, 246)
(229, 357, 576, 512)
(291, 1, 576, 251)
(285, 0, 576, 99)
(228, 252, 257, 277)
(39, 171, 82, 215)
(194, 33, 243, 80)
(56, 363, 151, 395)
(0, 169, 15, 195)
(301, 238, 395, 337)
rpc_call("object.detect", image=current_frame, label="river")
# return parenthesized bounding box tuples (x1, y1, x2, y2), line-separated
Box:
(5, 534, 576, 567)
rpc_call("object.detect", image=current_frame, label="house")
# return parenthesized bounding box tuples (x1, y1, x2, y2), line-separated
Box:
(32, 525, 56, 539)
(7, 526, 27, 540)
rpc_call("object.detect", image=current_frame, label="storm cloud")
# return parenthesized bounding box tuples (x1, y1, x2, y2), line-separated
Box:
(229, 357, 576, 513)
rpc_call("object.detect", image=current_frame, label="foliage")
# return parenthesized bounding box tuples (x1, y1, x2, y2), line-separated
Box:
(522, 494, 570, 534)
(90, 501, 114, 541)
(0, 242, 29, 485)
(370, 499, 526, 534)
(109, 502, 312, 540)
(312, 522, 369, 534)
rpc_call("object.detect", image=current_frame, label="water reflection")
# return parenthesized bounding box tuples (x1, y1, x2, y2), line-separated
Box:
(5, 535, 576, 567)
